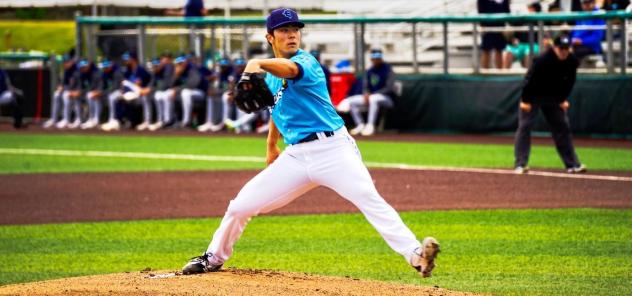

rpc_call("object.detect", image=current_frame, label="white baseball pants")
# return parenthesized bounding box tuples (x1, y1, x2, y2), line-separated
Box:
(347, 93, 393, 127)
(206, 127, 421, 266)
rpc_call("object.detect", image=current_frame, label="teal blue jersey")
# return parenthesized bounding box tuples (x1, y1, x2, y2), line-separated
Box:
(266, 49, 344, 145)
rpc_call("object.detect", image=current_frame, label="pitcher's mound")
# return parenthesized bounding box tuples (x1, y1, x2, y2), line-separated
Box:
(0, 268, 479, 295)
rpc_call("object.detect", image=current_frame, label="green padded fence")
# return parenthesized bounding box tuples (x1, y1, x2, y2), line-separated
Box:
(387, 75, 632, 136)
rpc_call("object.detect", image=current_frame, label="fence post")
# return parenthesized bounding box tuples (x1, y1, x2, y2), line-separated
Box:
(443, 21, 448, 75)
(621, 20, 627, 75)
(412, 22, 419, 73)
(360, 22, 366, 74)
(210, 25, 217, 63)
(75, 11, 82, 59)
(242, 26, 249, 59)
(607, 20, 614, 74)
(528, 23, 535, 68)
(137, 24, 146, 64)
(473, 22, 480, 74)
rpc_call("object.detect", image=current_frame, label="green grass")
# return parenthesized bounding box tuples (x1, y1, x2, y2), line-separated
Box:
(1, 209, 631, 295)
(0, 21, 75, 54)
(1, 133, 631, 174)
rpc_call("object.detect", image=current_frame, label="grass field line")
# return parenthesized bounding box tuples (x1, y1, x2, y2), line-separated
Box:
(2, 147, 632, 182)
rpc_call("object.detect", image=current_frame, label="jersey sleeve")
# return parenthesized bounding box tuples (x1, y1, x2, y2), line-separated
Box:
(289, 53, 324, 85)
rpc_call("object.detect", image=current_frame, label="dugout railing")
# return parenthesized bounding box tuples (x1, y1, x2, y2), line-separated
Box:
(75, 10, 632, 75)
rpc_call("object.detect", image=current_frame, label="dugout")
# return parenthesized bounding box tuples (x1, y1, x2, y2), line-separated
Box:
(0, 53, 56, 123)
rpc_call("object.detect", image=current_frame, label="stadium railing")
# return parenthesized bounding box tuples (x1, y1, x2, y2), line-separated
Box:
(76, 11, 632, 75)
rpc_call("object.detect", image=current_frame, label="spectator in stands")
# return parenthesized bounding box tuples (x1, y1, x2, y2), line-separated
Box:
(601, 0, 630, 10)
(478, 0, 511, 69)
(570, 0, 606, 61)
(503, 2, 543, 69)
(101, 52, 152, 131)
(43, 53, 76, 129)
(77, 59, 104, 129)
(346, 49, 396, 137)
(310, 50, 331, 95)
(0, 68, 23, 128)
(514, 35, 586, 174)
(549, 0, 583, 12)
(166, 0, 206, 17)
(148, 53, 176, 131)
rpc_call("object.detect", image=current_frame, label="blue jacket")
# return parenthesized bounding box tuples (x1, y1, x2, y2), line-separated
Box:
(364, 63, 395, 96)
(571, 9, 606, 54)
(0, 69, 8, 93)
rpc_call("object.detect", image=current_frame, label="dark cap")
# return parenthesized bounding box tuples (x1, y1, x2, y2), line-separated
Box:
(580, 0, 594, 3)
(554, 35, 571, 48)
(266, 8, 305, 33)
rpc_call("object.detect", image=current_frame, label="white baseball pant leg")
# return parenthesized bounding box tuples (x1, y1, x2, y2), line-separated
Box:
(107, 90, 122, 122)
(206, 127, 421, 266)
(180, 88, 205, 125)
(0, 90, 13, 105)
(348, 94, 393, 127)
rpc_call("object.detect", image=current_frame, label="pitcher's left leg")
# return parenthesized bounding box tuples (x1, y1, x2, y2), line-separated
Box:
(311, 135, 421, 264)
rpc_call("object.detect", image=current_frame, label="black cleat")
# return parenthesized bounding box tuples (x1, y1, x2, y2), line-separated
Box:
(182, 253, 223, 275)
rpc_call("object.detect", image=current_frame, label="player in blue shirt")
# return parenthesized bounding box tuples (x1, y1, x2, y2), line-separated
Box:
(182, 8, 440, 279)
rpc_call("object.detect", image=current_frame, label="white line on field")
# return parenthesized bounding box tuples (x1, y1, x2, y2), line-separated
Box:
(1, 148, 631, 182)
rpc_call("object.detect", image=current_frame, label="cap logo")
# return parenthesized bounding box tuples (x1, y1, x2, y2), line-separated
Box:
(282, 9, 293, 19)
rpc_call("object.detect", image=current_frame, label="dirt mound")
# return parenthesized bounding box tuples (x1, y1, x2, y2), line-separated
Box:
(0, 268, 479, 295)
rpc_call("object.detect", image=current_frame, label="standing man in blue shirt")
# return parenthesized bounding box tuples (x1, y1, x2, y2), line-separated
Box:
(166, 0, 206, 17)
(182, 8, 440, 279)
(571, 0, 606, 60)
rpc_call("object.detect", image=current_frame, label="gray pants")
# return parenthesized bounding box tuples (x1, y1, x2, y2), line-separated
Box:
(514, 103, 581, 169)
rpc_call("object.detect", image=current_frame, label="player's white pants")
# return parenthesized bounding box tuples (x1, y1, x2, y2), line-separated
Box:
(203, 91, 244, 125)
(347, 94, 393, 126)
(86, 91, 101, 123)
(61, 92, 82, 123)
(107, 90, 122, 122)
(206, 127, 421, 266)
(154, 89, 175, 123)
(49, 89, 66, 122)
(180, 88, 205, 125)
(0, 90, 13, 105)
(121, 81, 152, 124)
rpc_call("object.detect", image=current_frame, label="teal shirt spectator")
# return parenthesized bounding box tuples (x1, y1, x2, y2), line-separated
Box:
(266, 49, 344, 145)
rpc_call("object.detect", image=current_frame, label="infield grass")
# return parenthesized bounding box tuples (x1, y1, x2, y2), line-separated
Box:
(1, 133, 632, 173)
(0, 209, 631, 295)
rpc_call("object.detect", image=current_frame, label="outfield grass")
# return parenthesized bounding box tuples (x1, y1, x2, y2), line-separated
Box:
(0, 209, 630, 295)
(1, 133, 631, 173)
(0, 21, 75, 54)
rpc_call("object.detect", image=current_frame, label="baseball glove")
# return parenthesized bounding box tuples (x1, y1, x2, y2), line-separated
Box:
(234, 72, 275, 113)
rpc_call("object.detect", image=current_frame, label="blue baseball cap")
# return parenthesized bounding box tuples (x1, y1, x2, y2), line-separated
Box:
(174, 54, 188, 64)
(99, 59, 113, 69)
(266, 8, 304, 33)
(370, 49, 383, 59)
(234, 58, 246, 66)
(121, 52, 137, 61)
(77, 59, 90, 68)
(151, 57, 161, 66)
(218, 57, 231, 66)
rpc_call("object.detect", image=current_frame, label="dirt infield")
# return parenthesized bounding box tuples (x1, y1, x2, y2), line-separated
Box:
(1, 169, 631, 225)
(0, 268, 479, 296)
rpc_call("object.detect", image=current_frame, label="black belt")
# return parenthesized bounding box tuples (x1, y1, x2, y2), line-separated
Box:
(297, 131, 335, 144)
